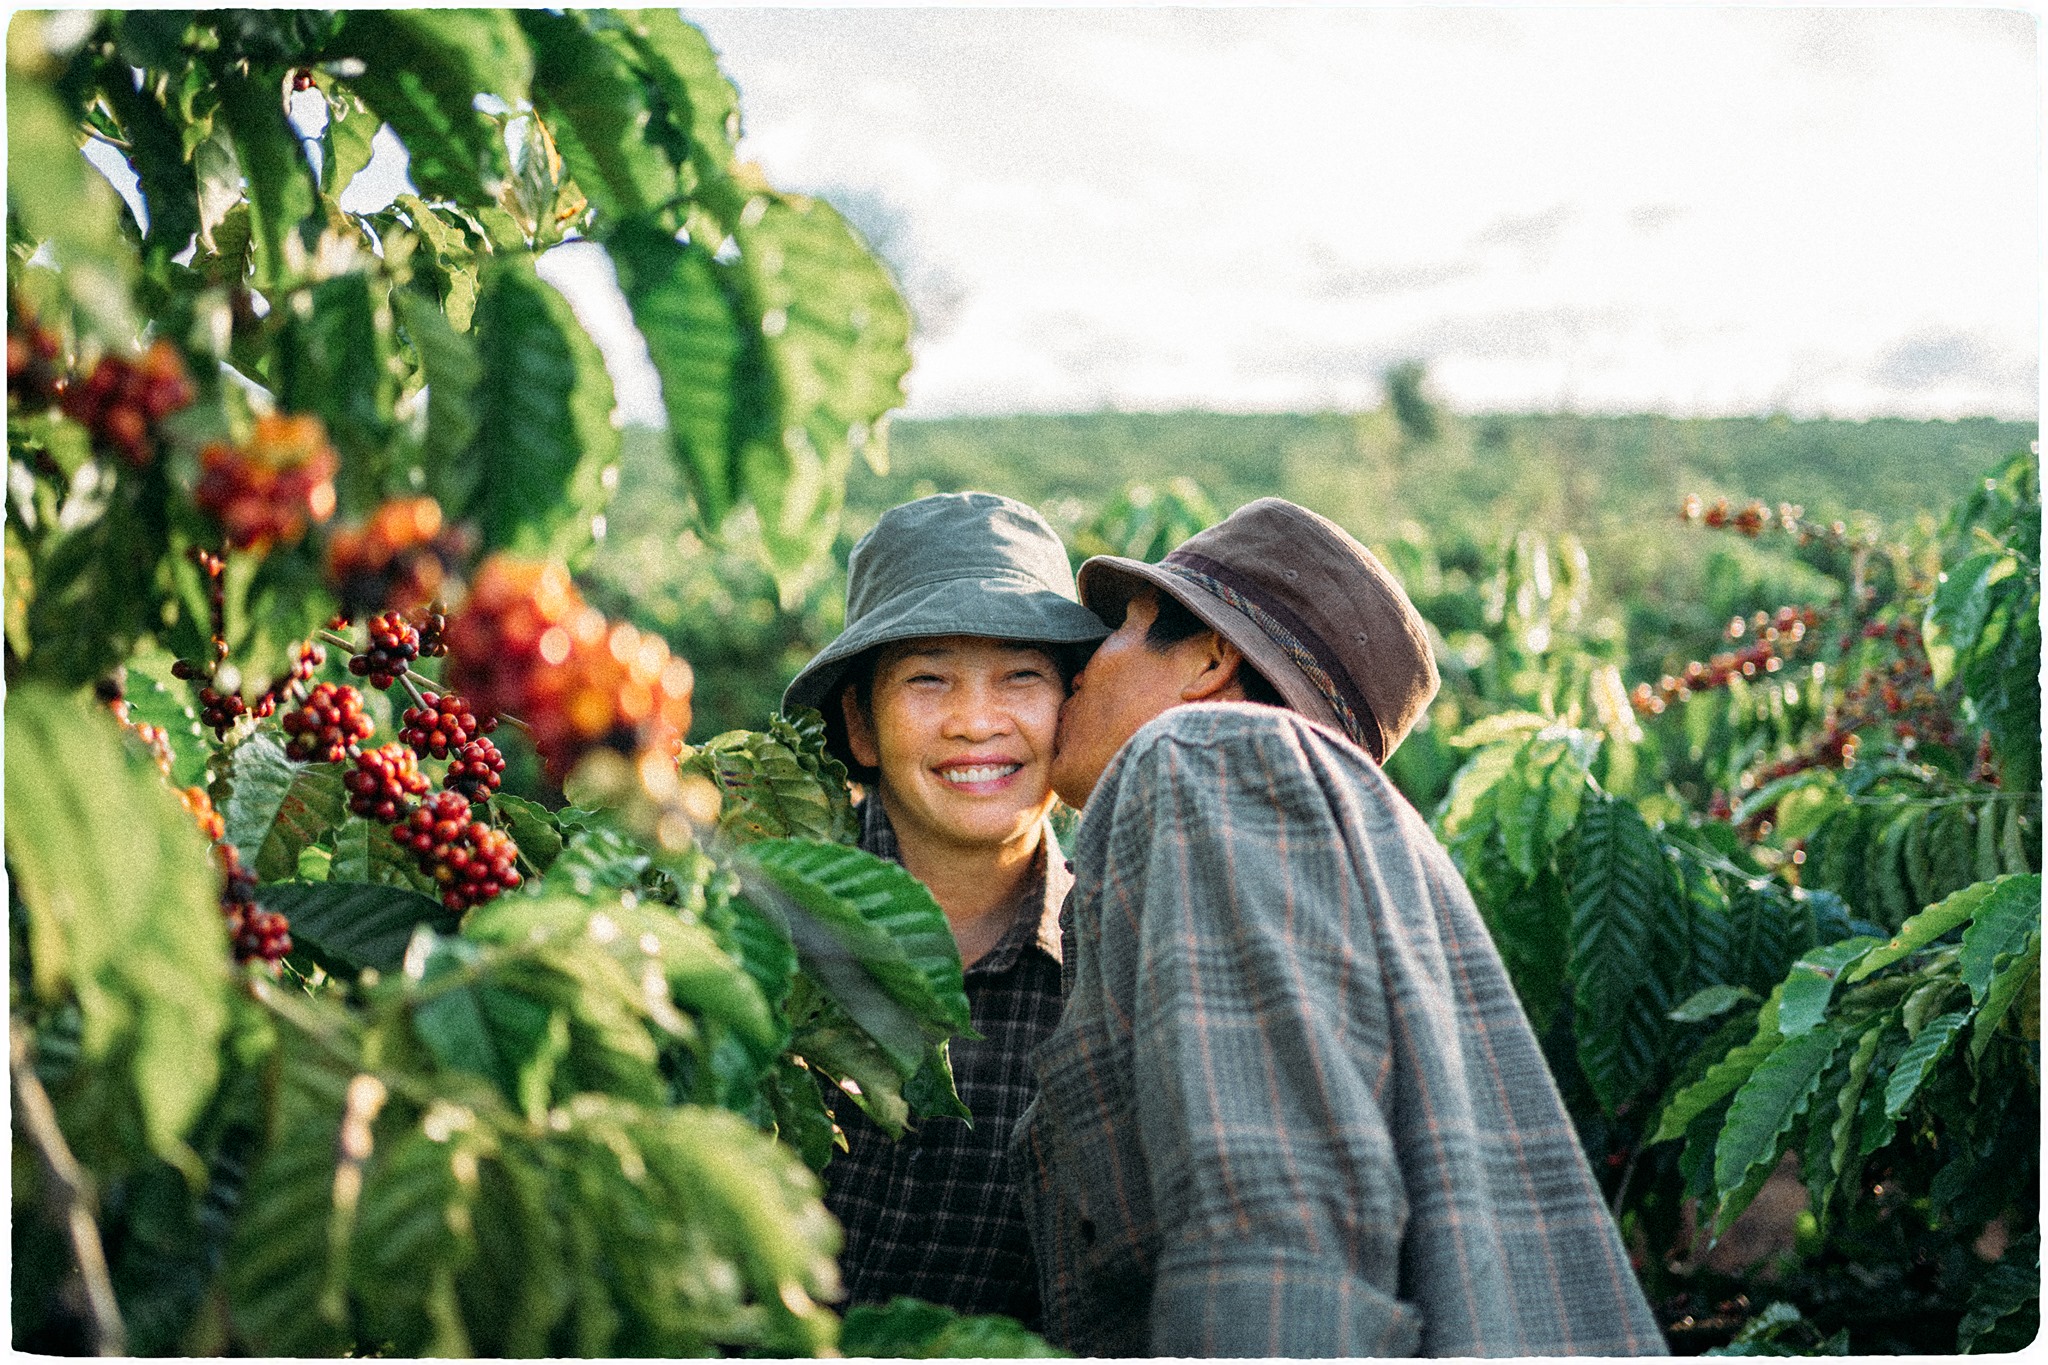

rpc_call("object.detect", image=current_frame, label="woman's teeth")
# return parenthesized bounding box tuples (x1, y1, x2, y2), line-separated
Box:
(940, 763, 1020, 785)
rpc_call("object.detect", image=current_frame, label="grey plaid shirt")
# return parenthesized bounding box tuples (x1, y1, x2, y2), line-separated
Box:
(1013, 704, 1665, 1357)
(822, 794, 1069, 1324)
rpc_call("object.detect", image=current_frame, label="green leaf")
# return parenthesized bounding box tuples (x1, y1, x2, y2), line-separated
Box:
(1777, 936, 1883, 1037)
(725, 193, 912, 581)
(763, 1056, 840, 1172)
(1436, 738, 1520, 838)
(465, 258, 619, 556)
(1446, 710, 1551, 749)
(1668, 984, 1758, 1024)
(223, 1068, 356, 1353)
(410, 941, 562, 1118)
(612, 9, 742, 189)
(707, 893, 799, 1015)
(1848, 879, 2002, 983)
(329, 814, 440, 895)
(842, 1297, 1069, 1358)
(336, 10, 531, 203)
(544, 824, 652, 897)
(489, 793, 565, 873)
(1958, 1239, 2040, 1353)
(1650, 991, 1782, 1145)
(215, 62, 317, 291)
(276, 272, 394, 509)
(120, 650, 210, 787)
(258, 880, 456, 978)
(94, 55, 200, 258)
(792, 1001, 915, 1137)
(4, 685, 229, 1179)
(1566, 793, 1666, 1110)
(5, 28, 138, 337)
(318, 85, 380, 201)
(609, 221, 744, 527)
(349, 1125, 483, 1355)
(403, 936, 670, 1109)
(1819, 1019, 1887, 1220)
(1930, 551, 2003, 657)
(1972, 931, 2039, 1064)
(22, 478, 169, 688)
(215, 737, 349, 883)
(1882, 1008, 1970, 1117)
(680, 711, 859, 847)
(1497, 739, 1557, 879)
(520, 11, 679, 224)
(742, 838, 972, 1038)
(1713, 1024, 1844, 1201)
(463, 894, 782, 1059)
(1957, 874, 2043, 1003)
(392, 287, 481, 502)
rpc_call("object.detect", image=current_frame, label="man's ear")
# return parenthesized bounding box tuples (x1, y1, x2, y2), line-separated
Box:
(1178, 631, 1247, 703)
(841, 686, 881, 769)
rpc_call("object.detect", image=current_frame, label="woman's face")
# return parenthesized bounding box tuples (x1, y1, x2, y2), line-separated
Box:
(843, 635, 1066, 855)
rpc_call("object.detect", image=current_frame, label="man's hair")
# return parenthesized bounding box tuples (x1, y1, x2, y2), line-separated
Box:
(1141, 590, 1286, 708)
(826, 639, 1095, 784)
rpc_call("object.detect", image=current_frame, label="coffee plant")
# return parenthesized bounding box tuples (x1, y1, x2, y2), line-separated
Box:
(1429, 445, 2040, 1353)
(7, 9, 1052, 1356)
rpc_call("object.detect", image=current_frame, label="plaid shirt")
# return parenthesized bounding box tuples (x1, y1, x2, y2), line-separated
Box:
(1014, 704, 1665, 1357)
(822, 794, 1069, 1324)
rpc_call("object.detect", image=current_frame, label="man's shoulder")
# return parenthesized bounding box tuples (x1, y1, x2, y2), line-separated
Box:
(1097, 703, 1419, 829)
(1117, 702, 1379, 779)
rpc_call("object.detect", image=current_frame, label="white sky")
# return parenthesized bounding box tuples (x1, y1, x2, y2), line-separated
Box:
(76, 3, 2042, 423)
(673, 2, 2039, 421)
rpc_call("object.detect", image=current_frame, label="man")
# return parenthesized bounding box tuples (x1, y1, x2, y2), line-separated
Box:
(1012, 497, 1665, 1357)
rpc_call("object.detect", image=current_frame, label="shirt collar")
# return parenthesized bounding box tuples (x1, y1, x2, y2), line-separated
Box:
(857, 794, 1066, 974)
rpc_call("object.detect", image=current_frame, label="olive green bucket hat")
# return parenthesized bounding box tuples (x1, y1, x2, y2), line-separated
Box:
(781, 491, 1109, 718)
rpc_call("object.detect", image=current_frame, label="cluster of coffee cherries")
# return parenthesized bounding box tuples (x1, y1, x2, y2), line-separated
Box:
(1705, 616, 1963, 837)
(324, 496, 473, 619)
(442, 555, 694, 782)
(193, 412, 340, 551)
(401, 691, 504, 800)
(295, 624, 524, 909)
(1680, 494, 1860, 548)
(349, 611, 423, 690)
(281, 681, 376, 763)
(55, 340, 196, 468)
(1631, 606, 1823, 716)
(392, 791, 523, 911)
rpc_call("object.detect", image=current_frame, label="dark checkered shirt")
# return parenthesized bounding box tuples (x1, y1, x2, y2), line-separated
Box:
(1014, 704, 1666, 1356)
(822, 794, 1068, 1324)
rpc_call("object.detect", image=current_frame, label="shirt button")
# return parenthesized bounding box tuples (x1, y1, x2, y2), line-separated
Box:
(1063, 859, 1075, 873)
(1079, 1218, 1096, 1247)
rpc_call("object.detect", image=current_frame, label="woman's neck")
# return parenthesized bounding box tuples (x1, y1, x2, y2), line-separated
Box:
(890, 816, 1044, 969)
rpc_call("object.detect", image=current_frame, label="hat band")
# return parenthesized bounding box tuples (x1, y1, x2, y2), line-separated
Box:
(1157, 554, 1379, 754)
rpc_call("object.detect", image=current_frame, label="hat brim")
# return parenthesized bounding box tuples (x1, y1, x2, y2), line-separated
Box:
(783, 575, 1110, 716)
(1077, 555, 1353, 747)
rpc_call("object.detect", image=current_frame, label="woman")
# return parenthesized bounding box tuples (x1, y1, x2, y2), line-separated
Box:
(780, 491, 1106, 1325)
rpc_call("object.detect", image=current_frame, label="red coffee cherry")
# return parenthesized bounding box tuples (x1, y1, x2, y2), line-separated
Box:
(393, 790, 522, 910)
(444, 736, 506, 801)
(344, 743, 430, 823)
(399, 690, 494, 759)
(348, 611, 420, 690)
(281, 682, 375, 764)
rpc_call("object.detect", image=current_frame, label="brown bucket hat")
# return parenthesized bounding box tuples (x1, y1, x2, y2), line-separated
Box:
(1076, 497, 1439, 763)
